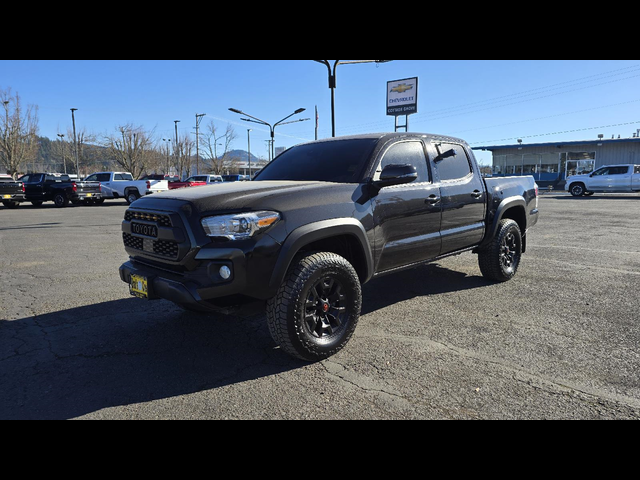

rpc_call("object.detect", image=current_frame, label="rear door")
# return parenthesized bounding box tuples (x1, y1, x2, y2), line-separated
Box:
(609, 165, 632, 191)
(426, 141, 486, 255)
(372, 139, 442, 272)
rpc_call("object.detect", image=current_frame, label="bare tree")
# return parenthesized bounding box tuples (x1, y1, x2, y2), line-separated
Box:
(0, 88, 39, 179)
(173, 133, 194, 178)
(201, 121, 237, 175)
(103, 123, 155, 179)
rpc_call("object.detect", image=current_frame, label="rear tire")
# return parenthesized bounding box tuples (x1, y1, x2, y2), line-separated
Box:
(478, 219, 522, 282)
(53, 193, 69, 207)
(126, 190, 140, 204)
(266, 252, 362, 362)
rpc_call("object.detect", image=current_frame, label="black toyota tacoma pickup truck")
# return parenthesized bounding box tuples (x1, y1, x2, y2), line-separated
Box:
(120, 133, 539, 361)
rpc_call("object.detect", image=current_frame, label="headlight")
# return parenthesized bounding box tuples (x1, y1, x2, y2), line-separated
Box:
(201, 211, 280, 240)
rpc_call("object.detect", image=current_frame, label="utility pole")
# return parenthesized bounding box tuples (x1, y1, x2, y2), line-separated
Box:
(195, 113, 206, 175)
(70, 108, 79, 175)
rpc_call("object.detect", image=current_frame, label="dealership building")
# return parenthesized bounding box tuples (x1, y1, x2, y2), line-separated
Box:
(473, 132, 640, 187)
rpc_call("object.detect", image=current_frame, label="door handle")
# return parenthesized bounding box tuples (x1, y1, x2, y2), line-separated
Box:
(472, 190, 483, 198)
(426, 194, 440, 204)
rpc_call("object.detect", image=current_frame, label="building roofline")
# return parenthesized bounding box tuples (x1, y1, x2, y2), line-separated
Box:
(472, 136, 640, 151)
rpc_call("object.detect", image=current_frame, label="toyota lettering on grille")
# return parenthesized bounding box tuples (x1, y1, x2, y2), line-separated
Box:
(131, 222, 158, 238)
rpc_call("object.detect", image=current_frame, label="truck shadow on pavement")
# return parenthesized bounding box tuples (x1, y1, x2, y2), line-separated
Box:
(0, 263, 490, 419)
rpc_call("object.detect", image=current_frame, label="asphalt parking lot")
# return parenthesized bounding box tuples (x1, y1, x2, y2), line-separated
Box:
(1, 192, 640, 419)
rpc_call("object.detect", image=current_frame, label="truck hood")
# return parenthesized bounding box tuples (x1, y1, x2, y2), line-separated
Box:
(141, 180, 360, 215)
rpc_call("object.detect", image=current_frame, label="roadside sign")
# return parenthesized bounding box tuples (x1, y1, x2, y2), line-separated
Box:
(387, 77, 418, 116)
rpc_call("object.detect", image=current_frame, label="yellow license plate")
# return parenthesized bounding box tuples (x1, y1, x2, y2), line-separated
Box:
(2, 195, 11, 199)
(130, 274, 148, 299)
(86, 193, 92, 197)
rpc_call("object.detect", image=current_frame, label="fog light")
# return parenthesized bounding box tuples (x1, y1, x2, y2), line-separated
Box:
(219, 265, 231, 280)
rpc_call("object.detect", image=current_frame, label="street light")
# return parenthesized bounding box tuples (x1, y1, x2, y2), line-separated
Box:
(228, 107, 307, 161)
(70, 108, 79, 175)
(313, 60, 392, 137)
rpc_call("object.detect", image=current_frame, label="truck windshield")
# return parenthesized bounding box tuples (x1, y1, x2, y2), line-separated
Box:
(254, 138, 378, 183)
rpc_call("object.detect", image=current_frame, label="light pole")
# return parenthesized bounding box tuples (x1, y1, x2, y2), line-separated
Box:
(247, 129, 252, 179)
(162, 138, 171, 174)
(70, 108, 79, 175)
(313, 60, 392, 137)
(174, 120, 180, 177)
(57, 133, 67, 174)
(195, 113, 206, 175)
(228, 107, 307, 161)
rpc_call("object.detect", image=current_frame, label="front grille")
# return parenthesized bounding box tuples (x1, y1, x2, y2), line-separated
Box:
(124, 210, 172, 227)
(123, 232, 143, 250)
(153, 239, 179, 258)
(123, 209, 183, 260)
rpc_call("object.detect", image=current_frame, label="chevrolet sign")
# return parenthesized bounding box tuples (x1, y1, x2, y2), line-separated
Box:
(387, 77, 418, 116)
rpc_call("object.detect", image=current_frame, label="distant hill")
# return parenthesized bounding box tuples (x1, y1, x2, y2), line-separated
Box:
(226, 149, 261, 163)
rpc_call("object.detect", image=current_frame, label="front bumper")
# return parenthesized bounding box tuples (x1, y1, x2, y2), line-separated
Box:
(119, 246, 248, 307)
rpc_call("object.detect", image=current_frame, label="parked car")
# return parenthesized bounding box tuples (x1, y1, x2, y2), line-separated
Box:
(84, 171, 168, 204)
(222, 174, 249, 182)
(565, 164, 640, 196)
(0, 175, 25, 208)
(17, 173, 102, 207)
(185, 174, 223, 184)
(168, 177, 207, 190)
(119, 132, 539, 361)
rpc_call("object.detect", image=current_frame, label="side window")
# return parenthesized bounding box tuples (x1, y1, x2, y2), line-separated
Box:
(85, 174, 97, 181)
(434, 143, 472, 181)
(114, 174, 124, 181)
(377, 141, 430, 183)
(611, 166, 629, 175)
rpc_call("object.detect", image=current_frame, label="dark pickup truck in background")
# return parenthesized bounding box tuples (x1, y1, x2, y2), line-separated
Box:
(119, 132, 539, 361)
(0, 175, 26, 208)
(18, 173, 102, 207)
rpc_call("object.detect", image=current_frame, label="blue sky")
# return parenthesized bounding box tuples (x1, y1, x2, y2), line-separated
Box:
(2, 59, 640, 165)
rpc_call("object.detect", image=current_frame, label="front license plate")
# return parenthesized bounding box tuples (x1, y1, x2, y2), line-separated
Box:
(130, 274, 148, 299)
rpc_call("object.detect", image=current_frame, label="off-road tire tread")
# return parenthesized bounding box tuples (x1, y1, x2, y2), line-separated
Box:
(478, 218, 521, 282)
(266, 251, 361, 361)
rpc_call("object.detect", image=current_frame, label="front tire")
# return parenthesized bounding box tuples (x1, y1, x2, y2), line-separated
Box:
(478, 219, 522, 282)
(569, 183, 585, 197)
(266, 252, 362, 362)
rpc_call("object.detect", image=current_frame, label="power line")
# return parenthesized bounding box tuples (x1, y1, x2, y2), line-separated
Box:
(471, 119, 640, 145)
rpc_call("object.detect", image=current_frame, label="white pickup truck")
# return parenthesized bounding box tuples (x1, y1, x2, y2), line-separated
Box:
(84, 171, 169, 204)
(566, 164, 640, 196)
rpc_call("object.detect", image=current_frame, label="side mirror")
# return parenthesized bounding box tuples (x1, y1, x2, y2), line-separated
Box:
(374, 164, 418, 188)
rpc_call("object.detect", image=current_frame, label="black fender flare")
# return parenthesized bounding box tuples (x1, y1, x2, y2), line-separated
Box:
(268, 218, 374, 291)
(480, 196, 526, 249)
